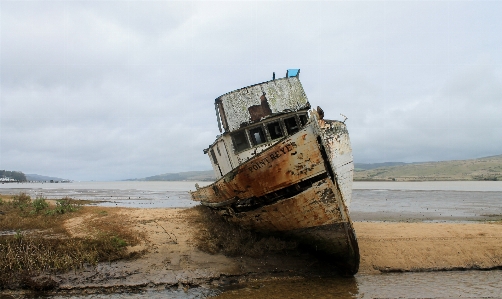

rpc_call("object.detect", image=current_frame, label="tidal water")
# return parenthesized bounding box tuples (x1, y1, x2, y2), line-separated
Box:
(214, 270, 502, 298)
(0, 181, 204, 208)
(2, 181, 501, 222)
(1, 181, 501, 298)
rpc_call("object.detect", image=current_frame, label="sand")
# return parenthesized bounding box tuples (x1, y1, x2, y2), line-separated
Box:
(355, 222, 502, 274)
(54, 207, 502, 293)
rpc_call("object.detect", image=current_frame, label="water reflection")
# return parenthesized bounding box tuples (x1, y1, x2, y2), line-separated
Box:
(6, 270, 494, 299)
(214, 270, 502, 298)
(357, 270, 502, 298)
(216, 276, 358, 299)
(0, 287, 219, 299)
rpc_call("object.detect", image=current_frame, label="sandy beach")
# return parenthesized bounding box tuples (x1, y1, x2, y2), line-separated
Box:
(49, 206, 502, 294)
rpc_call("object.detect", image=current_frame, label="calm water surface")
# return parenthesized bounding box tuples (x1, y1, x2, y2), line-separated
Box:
(0, 181, 209, 208)
(214, 270, 502, 298)
(2, 181, 501, 221)
(1, 181, 501, 298)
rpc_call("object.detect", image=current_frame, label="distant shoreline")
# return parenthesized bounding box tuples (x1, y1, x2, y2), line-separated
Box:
(354, 154, 502, 182)
(354, 178, 498, 182)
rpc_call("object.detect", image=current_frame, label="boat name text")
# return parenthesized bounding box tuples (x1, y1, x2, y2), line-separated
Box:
(248, 142, 298, 173)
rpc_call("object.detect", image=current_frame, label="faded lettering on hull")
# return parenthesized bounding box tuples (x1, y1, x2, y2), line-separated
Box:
(247, 142, 297, 173)
(191, 125, 325, 204)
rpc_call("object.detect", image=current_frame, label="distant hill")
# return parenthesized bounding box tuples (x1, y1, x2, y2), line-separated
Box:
(25, 174, 70, 182)
(0, 170, 27, 182)
(129, 170, 215, 182)
(134, 154, 502, 182)
(355, 162, 407, 170)
(354, 154, 502, 181)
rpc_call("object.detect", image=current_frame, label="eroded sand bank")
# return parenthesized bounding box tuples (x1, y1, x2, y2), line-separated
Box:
(55, 207, 502, 292)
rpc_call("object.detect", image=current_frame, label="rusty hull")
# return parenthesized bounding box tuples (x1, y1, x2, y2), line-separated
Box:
(191, 125, 325, 204)
(228, 175, 360, 276)
(190, 120, 360, 275)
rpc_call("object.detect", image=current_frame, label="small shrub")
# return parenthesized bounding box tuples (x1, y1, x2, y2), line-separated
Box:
(12, 193, 31, 209)
(53, 197, 80, 214)
(14, 230, 24, 241)
(44, 209, 56, 216)
(110, 236, 128, 249)
(31, 197, 49, 214)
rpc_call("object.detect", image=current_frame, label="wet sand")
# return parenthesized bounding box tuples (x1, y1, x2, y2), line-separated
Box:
(355, 222, 502, 273)
(49, 207, 502, 294)
(350, 189, 502, 222)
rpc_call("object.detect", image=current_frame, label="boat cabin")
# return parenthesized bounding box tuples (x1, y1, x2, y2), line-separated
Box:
(205, 69, 312, 179)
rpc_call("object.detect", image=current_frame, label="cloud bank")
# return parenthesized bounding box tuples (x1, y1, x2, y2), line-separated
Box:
(1, 1, 501, 180)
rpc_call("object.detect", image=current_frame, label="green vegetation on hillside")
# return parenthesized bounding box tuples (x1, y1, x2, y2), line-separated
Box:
(354, 162, 406, 171)
(0, 170, 26, 182)
(354, 155, 502, 181)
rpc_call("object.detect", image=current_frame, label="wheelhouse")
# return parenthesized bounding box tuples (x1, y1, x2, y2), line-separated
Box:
(204, 70, 312, 179)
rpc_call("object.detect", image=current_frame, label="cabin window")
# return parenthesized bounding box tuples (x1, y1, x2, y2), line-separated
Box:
(231, 131, 250, 152)
(210, 148, 223, 177)
(210, 149, 218, 165)
(267, 121, 284, 140)
(249, 126, 267, 146)
(284, 117, 299, 135)
(299, 114, 308, 126)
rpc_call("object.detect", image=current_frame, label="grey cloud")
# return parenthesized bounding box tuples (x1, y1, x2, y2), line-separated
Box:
(1, 1, 501, 180)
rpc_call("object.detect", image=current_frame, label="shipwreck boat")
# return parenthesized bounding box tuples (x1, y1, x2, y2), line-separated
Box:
(190, 69, 359, 275)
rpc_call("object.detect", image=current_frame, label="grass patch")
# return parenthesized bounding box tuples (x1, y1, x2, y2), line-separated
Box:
(0, 194, 80, 234)
(190, 205, 298, 258)
(0, 193, 145, 291)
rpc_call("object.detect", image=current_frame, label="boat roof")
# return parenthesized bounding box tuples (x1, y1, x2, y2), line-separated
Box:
(214, 70, 310, 133)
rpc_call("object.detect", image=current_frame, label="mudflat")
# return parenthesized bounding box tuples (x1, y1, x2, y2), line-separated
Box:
(355, 222, 502, 273)
(54, 207, 502, 292)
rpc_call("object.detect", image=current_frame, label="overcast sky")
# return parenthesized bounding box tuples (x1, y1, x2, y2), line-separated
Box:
(1, 1, 501, 181)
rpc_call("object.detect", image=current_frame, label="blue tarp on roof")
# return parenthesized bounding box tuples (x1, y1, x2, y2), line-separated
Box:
(286, 69, 300, 77)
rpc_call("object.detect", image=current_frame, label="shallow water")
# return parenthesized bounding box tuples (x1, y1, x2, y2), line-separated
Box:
(353, 181, 502, 192)
(215, 270, 502, 298)
(351, 189, 502, 222)
(3, 270, 500, 299)
(1, 181, 501, 222)
(0, 181, 207, 208)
